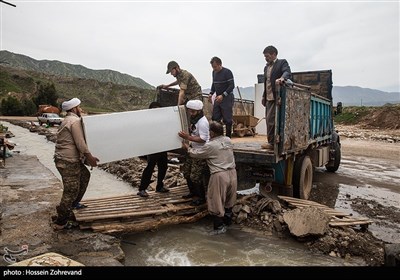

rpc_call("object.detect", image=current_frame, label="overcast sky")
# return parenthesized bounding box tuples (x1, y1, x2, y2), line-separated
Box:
(1, 0, 399, 92)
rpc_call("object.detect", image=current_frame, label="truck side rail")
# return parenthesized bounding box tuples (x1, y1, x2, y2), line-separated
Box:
(276, 85, 333, 160)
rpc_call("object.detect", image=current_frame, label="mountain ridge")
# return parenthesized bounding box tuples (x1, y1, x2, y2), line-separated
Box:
(0, 50, 154, 89)
(204, 85, 399, 106)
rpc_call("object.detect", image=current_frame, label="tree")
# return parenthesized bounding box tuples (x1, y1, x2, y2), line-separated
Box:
(21, 98, 37, 116)
(33, 82, 58, 107)
(0, 96, 23, 116)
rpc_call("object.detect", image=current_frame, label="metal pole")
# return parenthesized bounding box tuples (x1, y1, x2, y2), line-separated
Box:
(0, 0, 17, 7)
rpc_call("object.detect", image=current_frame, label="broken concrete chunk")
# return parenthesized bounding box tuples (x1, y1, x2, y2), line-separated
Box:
(283, 207, 330, 237)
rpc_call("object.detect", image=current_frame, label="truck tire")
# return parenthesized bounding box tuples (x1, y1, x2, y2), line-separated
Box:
(293, 156, 313, 200)
(326, 141, 341, 172)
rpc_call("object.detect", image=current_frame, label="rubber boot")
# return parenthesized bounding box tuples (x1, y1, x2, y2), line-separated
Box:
(225, 123, 232, 138)
(223, 208, 233, 226)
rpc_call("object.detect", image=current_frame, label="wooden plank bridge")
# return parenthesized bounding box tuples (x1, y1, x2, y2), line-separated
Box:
(74, 185, 208, 234)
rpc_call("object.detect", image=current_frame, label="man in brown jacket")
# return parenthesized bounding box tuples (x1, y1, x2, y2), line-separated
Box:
(183, 121, 237, 235)
(52, 97, 99, 229)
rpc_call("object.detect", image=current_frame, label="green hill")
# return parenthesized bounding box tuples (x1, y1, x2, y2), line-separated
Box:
(0, 50, 154, 90)
(0, 65, 157, 113)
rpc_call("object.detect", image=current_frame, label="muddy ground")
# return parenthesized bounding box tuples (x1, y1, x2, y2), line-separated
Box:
(1, 119, 399, 266)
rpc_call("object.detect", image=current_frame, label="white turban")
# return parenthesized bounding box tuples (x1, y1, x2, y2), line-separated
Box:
(62, 98, 81, 111)
(186, 100, 203, 110)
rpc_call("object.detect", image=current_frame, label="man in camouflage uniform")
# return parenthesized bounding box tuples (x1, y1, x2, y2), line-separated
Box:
(160, 61, 203, 105)
(178, 100, 209, 206)
(52, 97, 99, 229)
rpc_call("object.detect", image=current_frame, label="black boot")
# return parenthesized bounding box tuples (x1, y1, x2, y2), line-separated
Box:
(210, 216, 227, 235)
(182, 178, 195, 198)
(225, 124, 232, 138)
(223, 208, 233, 226)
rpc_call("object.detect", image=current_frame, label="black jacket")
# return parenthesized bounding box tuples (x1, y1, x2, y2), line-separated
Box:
(263, 59, 291, 100)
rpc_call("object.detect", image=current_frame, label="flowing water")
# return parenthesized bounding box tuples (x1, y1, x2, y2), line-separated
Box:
(4, 122, 134, 199)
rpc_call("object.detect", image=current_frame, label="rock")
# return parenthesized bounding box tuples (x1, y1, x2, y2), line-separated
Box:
(329, 251, 337, 257)
(236, 211, 248, 223)
(283, 207, 330, 237)
(384, 243, 400, 266)
(241, 204, 251, 214)
(260, 212, 269, 221)
(232, 204, 242, 214)
(273, 219, 283, 232)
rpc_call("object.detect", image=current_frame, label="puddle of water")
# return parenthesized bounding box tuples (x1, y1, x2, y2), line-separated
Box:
(335, 183, 400, 243)
(339, 157, 400, 187)
(122, 220, 365, 266)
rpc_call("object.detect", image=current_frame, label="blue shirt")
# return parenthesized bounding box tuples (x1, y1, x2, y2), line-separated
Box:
(210, 67, 235, 96)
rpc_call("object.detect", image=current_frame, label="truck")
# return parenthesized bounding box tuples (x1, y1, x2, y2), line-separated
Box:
(37, 105, 60, 116)
(156, 70, 341, 200)
(233, 70, 340, 199)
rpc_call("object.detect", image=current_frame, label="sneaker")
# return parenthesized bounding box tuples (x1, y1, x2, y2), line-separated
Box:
(182, 193, 195, 199)
(261, 142, 274, 149)
(73, 203, 87, 210)
(156, 187, 170, 193)
(137, 190, 149, 197)
(52, 220, 78, 231)
(64, 220, 79, 229)
(209, 225, 227, 236)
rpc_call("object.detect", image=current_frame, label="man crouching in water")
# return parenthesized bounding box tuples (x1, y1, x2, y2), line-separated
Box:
(182, 121, 237, 235)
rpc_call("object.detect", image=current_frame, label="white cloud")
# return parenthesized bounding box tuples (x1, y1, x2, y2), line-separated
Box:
(1, 1, 399, 92)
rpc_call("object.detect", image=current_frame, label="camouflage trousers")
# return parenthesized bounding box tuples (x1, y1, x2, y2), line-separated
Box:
(54, 158, 90, 224)
(182, 155, 209, 199)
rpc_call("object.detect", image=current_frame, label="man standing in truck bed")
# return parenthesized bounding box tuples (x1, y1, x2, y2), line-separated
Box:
(261, 45, 291, 150)
(208, 56, 235, 138)
(160, 61, 203, 105)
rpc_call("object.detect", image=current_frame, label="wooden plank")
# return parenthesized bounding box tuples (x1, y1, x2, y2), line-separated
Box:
(83, 105, 188, 164)
(329, 220, 373, 226)
(90, 210, 208, 233)
(75, 208, 169, 221)
(81, 186, 188, 202)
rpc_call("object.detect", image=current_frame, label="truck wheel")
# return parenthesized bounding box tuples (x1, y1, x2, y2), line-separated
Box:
(293, 156, 313, 200)
(326, 141, 341, 172)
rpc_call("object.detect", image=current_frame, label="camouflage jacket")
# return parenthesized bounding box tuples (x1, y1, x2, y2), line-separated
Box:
(176, 69, 203, 102)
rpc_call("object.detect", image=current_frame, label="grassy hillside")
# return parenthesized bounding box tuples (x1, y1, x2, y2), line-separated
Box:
(0, 65, 157, 113)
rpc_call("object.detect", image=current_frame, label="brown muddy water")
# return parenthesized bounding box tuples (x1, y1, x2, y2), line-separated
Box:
(6, 121, 399, 266)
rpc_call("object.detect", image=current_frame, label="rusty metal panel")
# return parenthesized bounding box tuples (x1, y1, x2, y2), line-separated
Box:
(281, 87, 310, 152)
(157, 88, 254, 121)
(292, 70, 332, 100)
